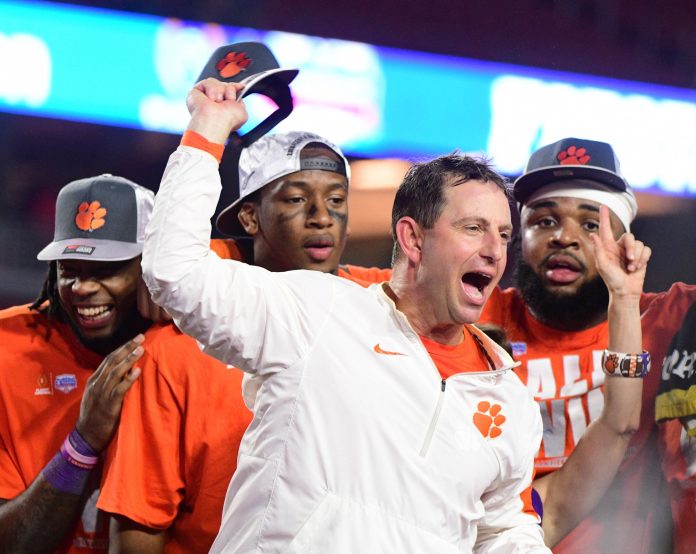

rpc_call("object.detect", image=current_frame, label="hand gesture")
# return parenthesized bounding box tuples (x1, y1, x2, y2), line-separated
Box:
(185, 78, 248, 144)
(590, 205, 651, 298)
(75, 335, 145, 452)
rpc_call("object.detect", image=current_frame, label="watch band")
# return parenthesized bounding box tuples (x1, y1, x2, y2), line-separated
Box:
(601, 349, 651, 378)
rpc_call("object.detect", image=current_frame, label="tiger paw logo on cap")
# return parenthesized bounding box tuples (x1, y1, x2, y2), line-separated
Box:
(215, 51, 252, 79)
(557, 145, 591, 166)
(75, 201, 107, 231)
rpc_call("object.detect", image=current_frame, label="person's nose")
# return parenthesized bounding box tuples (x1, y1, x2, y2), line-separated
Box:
(306, 198, 332, 228)
(71, 276, 101, 296)
(549, 220, 580, 249)
(480, 231, 505, 263)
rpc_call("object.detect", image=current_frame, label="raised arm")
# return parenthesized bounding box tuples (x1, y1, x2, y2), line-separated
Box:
(142, 80, 335, 373)
(0, 337, 143, 553)
(536, 205, 651, 546)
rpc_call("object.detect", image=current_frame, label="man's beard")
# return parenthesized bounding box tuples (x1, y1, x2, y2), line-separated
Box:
(515, 259, 609, 331)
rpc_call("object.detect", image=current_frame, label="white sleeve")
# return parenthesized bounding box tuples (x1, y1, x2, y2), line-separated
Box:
(474, 402, 550, 554)
(141, 146, 335, 374)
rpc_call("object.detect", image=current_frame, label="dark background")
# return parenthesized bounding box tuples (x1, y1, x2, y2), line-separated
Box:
(2, 0, 695, 305)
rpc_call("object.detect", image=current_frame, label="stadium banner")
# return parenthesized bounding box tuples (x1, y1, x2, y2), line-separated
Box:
(2, 0, 696, 195)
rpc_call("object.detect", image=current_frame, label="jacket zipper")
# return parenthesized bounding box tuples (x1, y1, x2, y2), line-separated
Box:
(419, 379, 447, 457)
(379, 291, 519, 457)
(417, 366, 515, 457)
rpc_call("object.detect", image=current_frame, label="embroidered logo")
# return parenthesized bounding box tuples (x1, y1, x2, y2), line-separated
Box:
(511, 341, 527, 357)
(557, 145, 590, 165)
(55, 374, 78, 394)
(216, 51, 252, 79)
(373, 344, 406, 356)
(75, 201, 107, 231)
(34, 373, 52, 396)
(62, 245, 95, 256)
(473, 401, 505, 438)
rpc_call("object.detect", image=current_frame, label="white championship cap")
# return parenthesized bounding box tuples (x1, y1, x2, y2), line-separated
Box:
(216, 131, 350, 236)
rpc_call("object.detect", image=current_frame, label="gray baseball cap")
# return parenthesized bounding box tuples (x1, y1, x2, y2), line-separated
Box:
(197, 42, 299, 146)
(37, 174, 154, 261)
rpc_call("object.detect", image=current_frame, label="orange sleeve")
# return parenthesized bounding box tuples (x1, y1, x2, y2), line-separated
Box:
(339, 264, 392, 286)
(210, 238, 243, 261)
(98, 334, 184, 528)
(478, 286, 506, 326)
(180, 130, 225, 163)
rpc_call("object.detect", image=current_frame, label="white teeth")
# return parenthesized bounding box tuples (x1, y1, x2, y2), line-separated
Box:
(76, 305, 111, 318)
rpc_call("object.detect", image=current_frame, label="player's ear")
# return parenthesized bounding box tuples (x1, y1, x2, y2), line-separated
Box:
(237, 202, 260, 236)
(394, 216, 424, 264)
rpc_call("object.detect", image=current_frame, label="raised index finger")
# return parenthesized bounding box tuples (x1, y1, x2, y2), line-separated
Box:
(598, 205, 614, 245)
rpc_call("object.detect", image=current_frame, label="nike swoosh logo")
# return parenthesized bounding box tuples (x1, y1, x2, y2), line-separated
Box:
(374, 344, 406, 356)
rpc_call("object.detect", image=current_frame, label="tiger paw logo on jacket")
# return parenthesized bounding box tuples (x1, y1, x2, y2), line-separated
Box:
(473, 401, 506, 438)
(75, 201, 107, 231)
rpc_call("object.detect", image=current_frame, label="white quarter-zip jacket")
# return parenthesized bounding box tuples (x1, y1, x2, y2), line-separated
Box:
(142, 146, 550, 553)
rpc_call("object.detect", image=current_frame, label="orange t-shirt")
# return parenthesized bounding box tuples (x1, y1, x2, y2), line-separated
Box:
(0, 305, 108, 552)
(338, 264, 392, 286)
(97, 239, 249, 552)
(98, 323, 252, 554)
(480, 287, 611, 472)
(419, 329, 492, 379)
(479, 283, 696, 553)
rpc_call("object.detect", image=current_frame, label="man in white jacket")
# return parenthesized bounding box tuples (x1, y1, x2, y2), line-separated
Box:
(143, 78, 551, 552)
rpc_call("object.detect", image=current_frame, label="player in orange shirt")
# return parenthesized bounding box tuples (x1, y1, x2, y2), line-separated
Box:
(99, 129, 372, 552)
(479, 137, 696, 552)
(654, 299, 696, 554)
(0, 175, 151, 553)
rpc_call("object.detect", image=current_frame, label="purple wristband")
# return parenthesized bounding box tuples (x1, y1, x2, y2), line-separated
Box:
(42, 451, 92, 495)
(41, 429, 98, 495)
(63, 428, 99, 467)
(531, 487, 543, 522)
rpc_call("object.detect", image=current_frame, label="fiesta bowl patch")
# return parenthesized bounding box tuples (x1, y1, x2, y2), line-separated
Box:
(511, 342, 527, 357)
(55, 374, 77, 394)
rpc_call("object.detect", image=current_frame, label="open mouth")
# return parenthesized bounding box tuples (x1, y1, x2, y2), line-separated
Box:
(544, 254, 583, 284)
(461, 272, 493, 304)
(75, 304, 114, 327)
(303, 235, 335, 262)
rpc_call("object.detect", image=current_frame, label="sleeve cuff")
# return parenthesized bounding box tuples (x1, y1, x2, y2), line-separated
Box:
(180, 130, 225, 163)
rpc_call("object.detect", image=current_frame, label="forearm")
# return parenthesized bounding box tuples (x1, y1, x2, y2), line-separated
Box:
(143, 79, 243, 304)
(539, 295, 643, 546)
(538, 417, 633, 546)
(0, 478, 86, 553)
(603, 293, 643, 434)
(141, 148, 246, 363)
(142, 147, 222, 302)
(109, 515, 165, 554)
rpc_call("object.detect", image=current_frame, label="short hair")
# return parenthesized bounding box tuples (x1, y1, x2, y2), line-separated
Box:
(390, 153, 511, 263)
